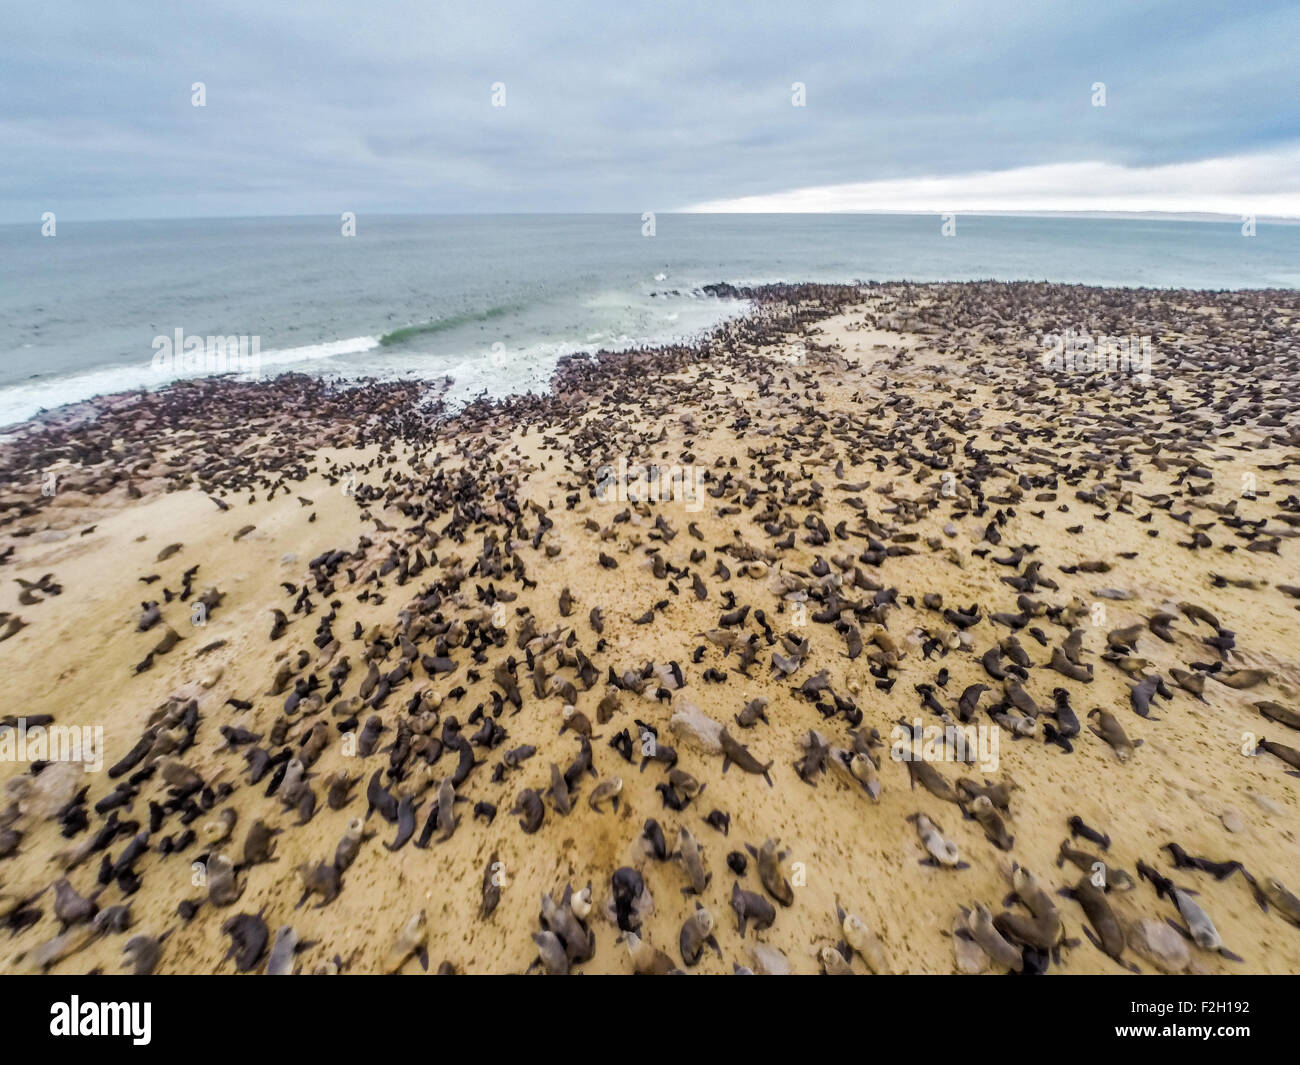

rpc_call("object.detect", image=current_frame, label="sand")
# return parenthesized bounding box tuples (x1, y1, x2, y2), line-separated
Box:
(1, 282, 1298, 974)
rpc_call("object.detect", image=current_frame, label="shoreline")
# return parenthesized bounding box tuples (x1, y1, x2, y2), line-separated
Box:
(2, 280, 1299, 974)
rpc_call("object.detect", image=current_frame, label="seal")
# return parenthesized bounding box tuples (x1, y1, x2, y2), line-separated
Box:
(385, 909, 428, 973)
(587, 776, 622, 813)
(221, 910, 269, 972)
(623, 930, 678, 974)
(1059, 875, 1140, 972)
(836, 898, 891, 973)
(907, 813, 968, 869)
(1056, 838, 1134, 891)
(679, 904, 720, 966)
(676, 826, 711, 895)
(730, 881, 776, 936)
(1087, 708, 1142, 762)
(719, 728, 774, 786)
(745, 837, 794, 904)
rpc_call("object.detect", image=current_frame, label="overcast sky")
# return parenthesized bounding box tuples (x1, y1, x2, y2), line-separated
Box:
(4, 1, 1298, 221)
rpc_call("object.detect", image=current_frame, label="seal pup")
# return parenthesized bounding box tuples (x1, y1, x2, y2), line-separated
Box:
(675, 826, 711, 895)
(1253, 877, 1300, 926)
(265, 926, 303, 975)
(730, 881, 776, 936)
(640, 819, 670, 860)
(333, 817, 372, 873)
(587, 776, 622, 813)
(623, 930, 679, 974)
(242, 819, 281, 867)
(956, 903, 1022, 972)
(480, 852, 502, 919)
(1161, 842, 1242, 881)
(907, 814, 967, 869)
(1059, 876, 1140, 972)
(1255, 701, 1300, 732)
(719, 728, 774, 786)
(1067, 815, 1111, 850)
(745, 838, 795, 904)
(1254, 736, 1300, 774)
(679, 904, 721, 966)
(1056, 839, 1134, 891)
(511, 788, 545, 833)
(968, 795, 1015, 850)
(1137, 861, 1242, 961)
(1087, 708, 1142, 762)
(221, 910, 269, 972)
(207, 853, 245, 906)
(385, 909, 429, 972)
(123, 932, 168, 975)
(836, 898, 891, 973)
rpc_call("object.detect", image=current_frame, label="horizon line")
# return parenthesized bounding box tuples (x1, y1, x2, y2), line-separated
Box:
(4, 208, 1299, 227)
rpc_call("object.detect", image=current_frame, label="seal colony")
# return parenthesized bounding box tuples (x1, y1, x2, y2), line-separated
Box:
(1, 281, 1298, 974)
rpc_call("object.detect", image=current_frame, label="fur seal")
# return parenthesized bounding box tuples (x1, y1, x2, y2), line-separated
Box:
(957, 903, 1022, 971)
(1060, 876, 1139, 972)
(1255, 736, 1300, 773)
(264, 925, 303, 975)
(480, 852, 501, 919)
(1087, 708, 1142, 762)
(511, 788, 545, 833)
(623, 930, 678, 974)
(730, 881, 776, 936)
(587, 776, 622, 812)
(221, 910, 269, 972)
(242, 819, 281, 867)
(640, 819, 670, 860)
(333, 817, 371, 872)
(1137, 861, 1242, 961)
(745, 838, 794, 904)
(1056, 838, 1134, 891)
(207, 853, 245, 906)
(1256, 701, 1300, 731)
(908, 813, 967, 869)
(968, 795, 1015, 850)
(676, 826, 711, 895)
(836, 899, 891, 973)
(385, 909, 428, 972)
(295, 860, 341, 908)
(719, 728, 774, 786)
(679, 904, 720, 966)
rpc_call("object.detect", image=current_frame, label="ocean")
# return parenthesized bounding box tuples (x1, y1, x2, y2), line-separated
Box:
(1, 213, 1298, 429)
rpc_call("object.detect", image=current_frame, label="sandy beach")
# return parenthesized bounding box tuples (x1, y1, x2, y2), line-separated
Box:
(2, 282, 1299, 975)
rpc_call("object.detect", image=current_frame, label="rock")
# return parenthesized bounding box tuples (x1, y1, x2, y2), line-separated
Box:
(1247, 791, 1284, 818)
(943, 522, 958, 538)
(1220, 807, 1245, 833)
(1128, 917, 1190, 973)
(669, 697, 723, 754)
(14, 761, 85, 821)
(750, 942, 792, 976)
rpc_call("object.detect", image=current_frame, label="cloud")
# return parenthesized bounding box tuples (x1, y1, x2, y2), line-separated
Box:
(681, 147, 1300, 218)
(2, 1, 1298, 220)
